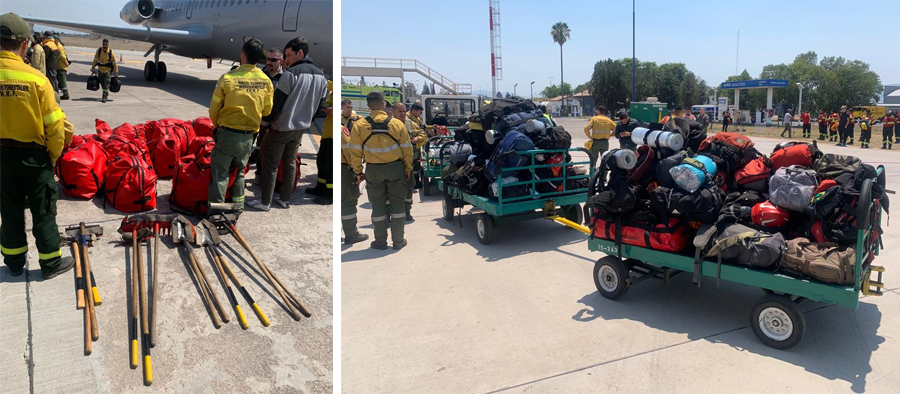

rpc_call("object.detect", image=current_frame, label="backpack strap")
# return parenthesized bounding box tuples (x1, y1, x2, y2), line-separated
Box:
(361, 115, 401, 147)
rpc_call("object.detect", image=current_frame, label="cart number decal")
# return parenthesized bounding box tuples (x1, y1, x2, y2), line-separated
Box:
(596, 244, 617, 254)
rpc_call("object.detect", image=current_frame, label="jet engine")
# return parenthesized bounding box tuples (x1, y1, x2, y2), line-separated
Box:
(120, 0, 156, 25)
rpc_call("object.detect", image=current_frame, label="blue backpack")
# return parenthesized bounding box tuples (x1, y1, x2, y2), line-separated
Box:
(486, 130, 535, 181)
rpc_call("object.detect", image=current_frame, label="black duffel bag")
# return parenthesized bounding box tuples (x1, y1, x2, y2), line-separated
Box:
(87, 74, 100, 91)
(110, 76, 122, 93)
(648, 184, 724, 224)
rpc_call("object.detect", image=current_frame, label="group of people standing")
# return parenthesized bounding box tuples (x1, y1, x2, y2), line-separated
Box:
(583, 105, 712, 159)
(25, 30, 72, 100)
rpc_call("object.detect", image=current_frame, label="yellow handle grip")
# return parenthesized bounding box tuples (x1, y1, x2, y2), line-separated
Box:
(235, 305, 249, 330)
(252, 303, 270, 327)
(92, 287, 102, 306)
(143, 356, 153, 385)
(130, 340, 138, 368)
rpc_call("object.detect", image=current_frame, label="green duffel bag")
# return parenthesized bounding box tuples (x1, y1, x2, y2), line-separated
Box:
(814, 153, 861, 180)
(781, 237, 856, 285)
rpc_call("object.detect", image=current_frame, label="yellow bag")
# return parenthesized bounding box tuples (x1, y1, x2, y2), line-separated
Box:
(584, 139, 593, 150)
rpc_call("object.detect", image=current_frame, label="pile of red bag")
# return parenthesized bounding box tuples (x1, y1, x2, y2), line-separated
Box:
(54, 116, 219, 214)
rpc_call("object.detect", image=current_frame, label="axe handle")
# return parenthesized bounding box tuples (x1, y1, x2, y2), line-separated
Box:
(82, 242, 99, 341)
(73, 241, 85, 310)
(185, 245, 221, 329)
(216, 248, 269, 327)
(150, 225, 159, 348)
(228, 224, 300, 320)
(130, 231, 139, 369)
(208, 247, 248, 330)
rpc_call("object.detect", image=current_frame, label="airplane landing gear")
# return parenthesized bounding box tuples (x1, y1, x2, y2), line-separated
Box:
(155, 62, 167, 82)
(144, 61, 156, 81)
(143, 44, 167, 82)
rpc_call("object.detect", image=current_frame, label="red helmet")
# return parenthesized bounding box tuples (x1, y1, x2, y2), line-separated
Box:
(752, 201, 790, 228)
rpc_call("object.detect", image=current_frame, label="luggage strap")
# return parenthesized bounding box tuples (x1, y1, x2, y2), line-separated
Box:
(361, 115, 401, 148)
(705, 231, 769, 287)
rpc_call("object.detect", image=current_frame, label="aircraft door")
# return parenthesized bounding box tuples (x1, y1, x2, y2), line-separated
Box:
(282, 0, 302, 32)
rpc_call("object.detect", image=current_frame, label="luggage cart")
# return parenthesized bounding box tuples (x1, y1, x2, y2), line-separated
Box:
(419, 135, 455, 198)
(438, 145, 595, 245)
(552, 165, 888, 349)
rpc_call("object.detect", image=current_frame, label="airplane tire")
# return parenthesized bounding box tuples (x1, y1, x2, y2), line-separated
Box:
(144, 61, 156, 81)
(155, 62, 167, 82)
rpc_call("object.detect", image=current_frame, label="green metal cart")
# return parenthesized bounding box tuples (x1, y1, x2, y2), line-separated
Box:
(573, 165, 888, 349)
(438, 145, 595, 245)
(419, 135, 455, 198)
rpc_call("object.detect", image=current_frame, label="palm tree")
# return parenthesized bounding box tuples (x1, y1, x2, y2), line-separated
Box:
(551, 22, 571, 115)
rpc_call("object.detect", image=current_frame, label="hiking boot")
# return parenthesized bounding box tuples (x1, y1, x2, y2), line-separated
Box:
(60, 92, 69, 100)
(305, 187, 324, 196)
(405, 212, 414, 222)
(313, 196, 333, 205)
(9, 267, 23, 276)
(344, 233, 369, 245)
(370, 241, 388, 250)
(42, 257, 75, 280)
(393, 239, 408, 250)
(882, 145, 887, 149)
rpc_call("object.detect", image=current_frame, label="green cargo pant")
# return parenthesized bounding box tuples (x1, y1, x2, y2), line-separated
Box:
(209, 129, 253, 211)
(260, 129, 304, 205)
(366, 161, 406, 244)
(0, 147, 62, 275)
(98, 71, 110, 98)
(313, 138, 333, 195)
(56, 70, 68, 94)
(341, 164, 360, 238)
(589, 138, 609, 165)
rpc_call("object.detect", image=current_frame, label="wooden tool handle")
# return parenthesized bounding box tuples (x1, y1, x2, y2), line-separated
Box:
(187, 250, 220, 328)
(150, 225, 160, 348)
(191, 250, 228, 324)
(130, 232, 139, 368)
(220, 254, 269, 327)
(230, 225, 300, 320)
(73, 241, 85, 310)
(82, 243, 99, 341)
(211, 253, 247, 330)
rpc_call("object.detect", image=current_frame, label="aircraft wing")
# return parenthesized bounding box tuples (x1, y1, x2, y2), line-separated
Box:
(21, 17, 206, 45)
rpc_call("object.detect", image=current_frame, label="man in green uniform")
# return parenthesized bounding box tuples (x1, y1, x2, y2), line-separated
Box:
(53, 34, 69, 100)
(584, 105, 615, 162)
(207, 38, 273, 214)
(347, 91, 413, 250)
(341, 123, 368, 244)
(0, 13, 75, 279)
(91, 39, 117, 103)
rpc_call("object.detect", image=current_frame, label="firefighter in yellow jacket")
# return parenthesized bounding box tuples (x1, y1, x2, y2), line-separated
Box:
(40, 31, 60, 94)
(347, 91, 413, 250)
(28, 32, 45, 75)
(0, 13, 76, 279)
(306, 80, 333, 204)
(53, 34, 70, 100)
(341, 99, 360, 127)
(91, 38, 118, 103)
(406, 102, 428, 191)
(584, 105, 616, 162)
(341, 124, 368, 244)
(208, 38, 273, 214)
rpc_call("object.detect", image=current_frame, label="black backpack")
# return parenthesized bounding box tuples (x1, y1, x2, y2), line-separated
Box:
(529, 126, 572, 150)
(586, 149, 640, 216)
(655, 150, 689, 188)
(648, 184, 725, 224)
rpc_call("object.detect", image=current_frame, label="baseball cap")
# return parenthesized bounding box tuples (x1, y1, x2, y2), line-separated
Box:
(0, 13, 30, 40)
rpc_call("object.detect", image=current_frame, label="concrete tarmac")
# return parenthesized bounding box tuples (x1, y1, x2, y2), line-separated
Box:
(0, 48, 333, 393)
(341, 117, 900, 393)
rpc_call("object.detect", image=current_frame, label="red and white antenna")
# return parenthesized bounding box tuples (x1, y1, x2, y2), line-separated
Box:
(489, 0, 502, 98)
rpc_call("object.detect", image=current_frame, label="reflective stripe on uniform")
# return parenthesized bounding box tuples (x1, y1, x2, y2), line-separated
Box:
(38, 249, 62, 260)
(42, 108, 64, 125)
(232, 196, 245, 202)
(1, 245, 28, 256)
(404, 198, 412, 203)
(341, 214, 357, 220)
(212, 95, 223, 103)
(317, 178, 326, 183)
(341, 143, 351, 149)
(0, 69, 45, 84)
(372, 215, 388, 222)
(391, 213, 406, 219)
(363, 141, 411, 154)
(326, 183, 333, 189)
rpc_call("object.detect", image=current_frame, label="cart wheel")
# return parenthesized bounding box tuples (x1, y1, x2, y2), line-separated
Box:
(562, 204, 583, 227)
(442, 193, 454, 222)
(593, 256, 630, 300)
(420, 168, 431, 197)
(750, 294, 806, 350)
(475, 213, 494, 244)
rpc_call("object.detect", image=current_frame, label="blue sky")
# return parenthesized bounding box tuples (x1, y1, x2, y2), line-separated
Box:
(342, 0, 900, 98)
(0, 0, 134, 32)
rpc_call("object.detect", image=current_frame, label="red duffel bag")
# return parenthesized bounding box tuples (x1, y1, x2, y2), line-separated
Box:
(770, 141, 820, 170)
(170, 158, 237, 215)
(275, 153, 302, 191)
(147, 128, 183, 178)
(56, 140, 108, 199)
(147, 119, 194, 156)
(188, 136, 215, 162)
(67, 134, 85, 151)
(192, 117, 215, 137)
(734, 156, 773, 193)
(94, 119, 112, 143)
(112, 122, 147, 143)
(103, 135, 152, 166)
(104, 156, 158, 213)
(591, 214, 691, 252)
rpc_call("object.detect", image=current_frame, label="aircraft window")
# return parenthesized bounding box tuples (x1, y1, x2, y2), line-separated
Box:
(231, 0, 235, 5)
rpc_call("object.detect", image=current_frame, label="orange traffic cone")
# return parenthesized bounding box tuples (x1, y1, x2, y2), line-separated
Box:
(119, 54, 123, 62)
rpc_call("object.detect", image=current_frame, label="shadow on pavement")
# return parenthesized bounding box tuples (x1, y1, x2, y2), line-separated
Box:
(67, 59, 218, 108)
(572, 273, 884, 393)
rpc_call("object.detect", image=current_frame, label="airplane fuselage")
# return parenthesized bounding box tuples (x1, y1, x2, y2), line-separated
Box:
(122, 0, 332, 74)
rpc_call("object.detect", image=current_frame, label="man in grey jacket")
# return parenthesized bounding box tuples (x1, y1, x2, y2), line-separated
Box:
(697, 107, 710, 133)
(246, 37, 328, 211)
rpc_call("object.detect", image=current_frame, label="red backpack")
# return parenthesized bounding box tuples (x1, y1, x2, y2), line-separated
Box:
(733, 156, 773, 193)
(147, 128, 183, 178)
(56, 140, 108, 199)
(770, 141, 821, 170)
(170, 158, 237, 215)
(104, 156, 158, 213)
(192, 117, 215, 137)
(698, 132, 757, 176)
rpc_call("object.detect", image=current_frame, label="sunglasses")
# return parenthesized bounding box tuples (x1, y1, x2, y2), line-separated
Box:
(267, 57, 280, 62)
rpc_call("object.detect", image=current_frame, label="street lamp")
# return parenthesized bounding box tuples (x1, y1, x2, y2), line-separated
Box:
(530, 81, 535, 100)
(514, 83, 518, 98)
(796, 82, 804, 115)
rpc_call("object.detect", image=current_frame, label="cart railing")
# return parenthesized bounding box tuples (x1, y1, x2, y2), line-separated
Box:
(439, 142, 596, 205)
(423, 136, 455, 168)
(853, 164, 886, 293)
